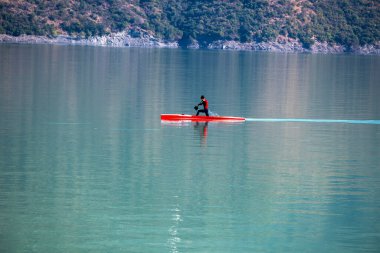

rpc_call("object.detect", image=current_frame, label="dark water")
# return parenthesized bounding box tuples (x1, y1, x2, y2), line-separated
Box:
(0, 44, 379, 253)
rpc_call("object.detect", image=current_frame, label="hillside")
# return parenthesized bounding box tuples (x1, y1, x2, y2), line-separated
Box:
(0, 0, 379, 49)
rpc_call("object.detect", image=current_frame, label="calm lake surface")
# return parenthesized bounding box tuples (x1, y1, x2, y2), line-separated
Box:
(0, 44, 379, 253)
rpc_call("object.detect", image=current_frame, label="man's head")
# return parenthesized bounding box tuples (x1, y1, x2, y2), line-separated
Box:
(200, 95, 205, 100)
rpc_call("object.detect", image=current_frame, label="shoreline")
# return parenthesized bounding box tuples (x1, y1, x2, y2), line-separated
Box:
(1, 33, 379, 55)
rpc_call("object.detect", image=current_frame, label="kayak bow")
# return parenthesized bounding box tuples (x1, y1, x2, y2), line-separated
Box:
(161, 114, 245, 122)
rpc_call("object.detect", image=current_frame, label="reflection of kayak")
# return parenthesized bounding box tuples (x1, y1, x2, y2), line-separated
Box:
(161, 114, 245, 122)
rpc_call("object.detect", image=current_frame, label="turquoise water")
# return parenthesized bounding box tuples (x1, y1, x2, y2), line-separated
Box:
(245, 118, 380, 124)
(0, 44, 380, 252)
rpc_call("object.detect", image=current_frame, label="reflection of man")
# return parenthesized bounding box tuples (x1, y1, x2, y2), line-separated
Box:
(196, 95, 209, 116)
(202, 122, 208, 138)
(194, 122, 208, 144)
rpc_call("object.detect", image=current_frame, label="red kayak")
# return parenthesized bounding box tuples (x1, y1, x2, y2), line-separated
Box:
(161, 114, 245, 122)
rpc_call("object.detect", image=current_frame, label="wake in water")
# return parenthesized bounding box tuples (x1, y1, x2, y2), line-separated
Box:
(245, 118, 380, 125)
(209, 110, 219, 116)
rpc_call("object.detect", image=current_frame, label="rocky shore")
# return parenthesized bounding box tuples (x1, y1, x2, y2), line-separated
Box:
(206, 39, 380, 55)
(0, 31, 178, 48)
(1, 31, 379, 55)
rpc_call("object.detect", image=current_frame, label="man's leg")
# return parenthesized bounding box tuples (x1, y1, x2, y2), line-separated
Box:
(197, 109, 205, 116)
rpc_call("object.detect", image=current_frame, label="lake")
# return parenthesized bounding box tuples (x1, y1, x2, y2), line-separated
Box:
(0, 44, 379, 253)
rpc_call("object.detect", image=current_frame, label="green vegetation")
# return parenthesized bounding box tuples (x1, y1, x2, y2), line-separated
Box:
(0, 0, 379, 47)
(310, 0, 380, 46)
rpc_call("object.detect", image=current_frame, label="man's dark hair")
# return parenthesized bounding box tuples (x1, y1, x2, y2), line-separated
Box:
(201, 95, 205, 99)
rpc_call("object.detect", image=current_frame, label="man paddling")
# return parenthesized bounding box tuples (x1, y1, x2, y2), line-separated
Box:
(195, 95, 209, 116)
